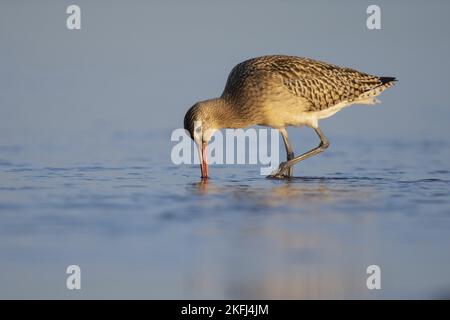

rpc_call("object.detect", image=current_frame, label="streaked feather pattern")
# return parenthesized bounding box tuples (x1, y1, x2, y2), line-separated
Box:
(222, 55, 396, 112)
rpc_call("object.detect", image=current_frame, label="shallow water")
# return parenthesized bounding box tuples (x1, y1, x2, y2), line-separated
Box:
(0, 133, 449, 299)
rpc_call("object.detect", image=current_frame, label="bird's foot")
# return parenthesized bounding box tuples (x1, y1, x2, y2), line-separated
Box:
(266, 173, 291, 179)
(266, 162, 292, 179)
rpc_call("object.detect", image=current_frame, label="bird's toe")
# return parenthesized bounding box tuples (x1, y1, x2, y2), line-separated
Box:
(266, 163, 292, 179)
(266, 173, 291, 180)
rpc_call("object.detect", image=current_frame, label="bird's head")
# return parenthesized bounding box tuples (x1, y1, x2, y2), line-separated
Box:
(184, 100, 221, 179)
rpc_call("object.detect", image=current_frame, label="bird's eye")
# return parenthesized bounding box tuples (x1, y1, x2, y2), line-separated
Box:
(195, 127, 201, 134)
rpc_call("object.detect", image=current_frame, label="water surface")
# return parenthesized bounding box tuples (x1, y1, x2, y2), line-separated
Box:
(1, 133, 449, 299)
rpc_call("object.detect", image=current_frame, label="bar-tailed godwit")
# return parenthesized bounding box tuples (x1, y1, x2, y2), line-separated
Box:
(184, 55, 396, 179)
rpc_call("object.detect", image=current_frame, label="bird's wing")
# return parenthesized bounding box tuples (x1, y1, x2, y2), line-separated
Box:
(267, 57, 390, 111)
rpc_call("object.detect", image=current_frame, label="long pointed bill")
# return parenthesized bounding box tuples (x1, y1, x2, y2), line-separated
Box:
(198, 142, 209, 179)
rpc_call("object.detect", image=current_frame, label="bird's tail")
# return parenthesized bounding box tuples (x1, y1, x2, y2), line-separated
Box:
(379, 77, 397, 85)
(374, 76, 397, 92)
(357, 76, 397, 102)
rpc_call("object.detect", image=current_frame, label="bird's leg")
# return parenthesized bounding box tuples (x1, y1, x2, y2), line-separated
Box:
(269, 127, 329, 178)
(279, 128, 294, 177)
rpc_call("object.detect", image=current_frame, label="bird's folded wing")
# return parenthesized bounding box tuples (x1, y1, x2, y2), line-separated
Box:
(279, 62, 386, 112)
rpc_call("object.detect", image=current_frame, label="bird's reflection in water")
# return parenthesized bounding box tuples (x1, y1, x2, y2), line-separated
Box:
(190, 178, 220, 195)
(184, 176, 379, 299)
(236, 182, 336, 208)
(189, 176, 369, 208)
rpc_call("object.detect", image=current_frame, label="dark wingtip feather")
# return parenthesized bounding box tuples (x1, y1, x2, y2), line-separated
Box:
(379, 76, 397, 84)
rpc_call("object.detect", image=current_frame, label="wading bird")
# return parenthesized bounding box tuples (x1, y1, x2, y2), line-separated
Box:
(184, 55, 396, 179)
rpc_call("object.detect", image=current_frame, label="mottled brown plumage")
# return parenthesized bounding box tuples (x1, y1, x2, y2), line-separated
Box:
(184, 55, 396, 179)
